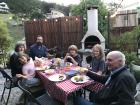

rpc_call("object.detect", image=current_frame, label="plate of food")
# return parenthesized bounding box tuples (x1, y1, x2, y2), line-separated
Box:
(44, 69, 55, 75)
(71, 75, 90, 84)
(48, 74, 66, 82)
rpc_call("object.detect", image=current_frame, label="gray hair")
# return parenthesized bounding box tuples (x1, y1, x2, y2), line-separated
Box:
(107, 51, 126, 66)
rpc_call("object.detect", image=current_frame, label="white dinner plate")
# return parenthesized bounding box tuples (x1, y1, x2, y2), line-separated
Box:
(71, 75, 90, 84)
(48, 74, 66, 82)
(44, 69, 55, 75)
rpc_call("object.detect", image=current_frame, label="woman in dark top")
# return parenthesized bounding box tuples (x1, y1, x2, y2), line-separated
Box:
(64, 45, 82, 66)
(9, 43, 26, 77)
(90, 44, 105, 75)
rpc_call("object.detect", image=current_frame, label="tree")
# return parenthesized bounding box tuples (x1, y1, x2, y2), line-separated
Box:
(41, 2, 70, 16)
(5, 0, 70, 19)
(107, 2, 122, 12)
(70, 0, 108, 35)
(0, 19, 12, 51)
(6, 0, 42, 19)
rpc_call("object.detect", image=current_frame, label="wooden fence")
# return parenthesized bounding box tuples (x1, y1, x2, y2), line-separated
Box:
(24, 16, 83, 52)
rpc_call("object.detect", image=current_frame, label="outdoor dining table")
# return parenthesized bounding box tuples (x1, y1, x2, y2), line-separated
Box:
(36, 68, 104, 105)
(34, 57, 104, 104)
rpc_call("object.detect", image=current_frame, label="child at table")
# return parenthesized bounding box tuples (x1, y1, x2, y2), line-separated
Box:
(16, 53, 40, 87)
(90, 44, 105, 75)
(64, 45, 82, 66)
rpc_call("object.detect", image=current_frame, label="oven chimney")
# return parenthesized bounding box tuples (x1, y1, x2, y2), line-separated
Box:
(81, 5, 105, 50)
(87, 6, 98, 33)
(79, 5, 105, 65)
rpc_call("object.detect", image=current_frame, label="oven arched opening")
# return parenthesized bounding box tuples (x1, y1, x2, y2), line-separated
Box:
(84, 36, 101, 49)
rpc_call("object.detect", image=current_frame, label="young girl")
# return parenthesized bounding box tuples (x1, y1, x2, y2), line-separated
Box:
(16, 53, 40, 87)
(90, 44, 105, 75)
(64, 45, 82, 66)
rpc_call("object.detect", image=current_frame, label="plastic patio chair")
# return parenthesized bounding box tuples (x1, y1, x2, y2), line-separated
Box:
(0, 67, 17, 105)
(18, 80, 62, 105)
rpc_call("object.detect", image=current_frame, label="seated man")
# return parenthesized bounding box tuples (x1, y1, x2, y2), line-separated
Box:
(75, 51, 136, 105)
(29, 35, 48, 60)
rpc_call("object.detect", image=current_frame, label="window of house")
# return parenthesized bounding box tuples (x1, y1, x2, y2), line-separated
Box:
(124, 15, 128, 20)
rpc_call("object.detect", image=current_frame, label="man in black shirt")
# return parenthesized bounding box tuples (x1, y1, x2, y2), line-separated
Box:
(29, 35, 48, 60)
(75, 51, 136, 105)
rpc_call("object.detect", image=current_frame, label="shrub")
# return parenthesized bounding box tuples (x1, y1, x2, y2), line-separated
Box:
(132, 59, 140, 65)
(0, 19, 12, 51)
(110, 26, 140, 52)
(123, 52, 137, 65)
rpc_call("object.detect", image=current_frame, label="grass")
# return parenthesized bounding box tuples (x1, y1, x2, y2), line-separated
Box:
(0, 13, 25, 49)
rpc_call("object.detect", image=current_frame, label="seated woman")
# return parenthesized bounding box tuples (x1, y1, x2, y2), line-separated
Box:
(16, 53, 40, 87)
(90, 44, 105, 75)
(64, 45, 82, 66)
(9, 43, 26, 77)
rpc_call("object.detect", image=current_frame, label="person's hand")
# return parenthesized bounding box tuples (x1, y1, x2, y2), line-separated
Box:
(96, 71, 102, 75)
(66, 53, 70, 56)
(79, 67, 89, 74)
(66, 56, 73, 59)
(16, 74, 23, 78)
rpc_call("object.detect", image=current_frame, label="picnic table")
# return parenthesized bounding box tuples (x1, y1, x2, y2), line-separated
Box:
(37, 71, 94, 105)
(35, 58, 104, 105)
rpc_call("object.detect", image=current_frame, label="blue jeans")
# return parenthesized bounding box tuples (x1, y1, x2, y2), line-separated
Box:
(23, 77, 40, 87)
(74, 96, 96, 105)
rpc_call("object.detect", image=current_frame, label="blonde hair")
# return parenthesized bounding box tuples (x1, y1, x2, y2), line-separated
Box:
(68, 45, 78, 52)
(92, 44, 105, 59)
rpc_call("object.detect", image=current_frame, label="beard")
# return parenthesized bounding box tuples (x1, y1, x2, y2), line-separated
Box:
(37, 42, 42, 46)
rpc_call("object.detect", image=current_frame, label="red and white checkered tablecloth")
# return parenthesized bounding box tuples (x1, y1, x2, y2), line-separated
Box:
(37, 71, 102, 105)
(85, 82, 104, 92)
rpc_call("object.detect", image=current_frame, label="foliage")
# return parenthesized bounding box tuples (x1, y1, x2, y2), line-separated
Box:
(132, 59, 140, 66)
(0, 19, 12, 51)
(0, 13, 24, 49)
(107, 2, 122, 12)
(6, 0, 43, 19)
(70, 0, 108, 35)
(123, 52, 137, 65)
(41, 2, 70, 16)
(110, 26, 140, 52)
(5, 0, 70, 19)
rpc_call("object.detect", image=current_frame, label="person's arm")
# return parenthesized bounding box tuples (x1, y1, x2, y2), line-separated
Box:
(16, 74, 28, 79)
(64, 53, 69, 62)
(87, 70, 108, 84)
(69, 56, 78, 66)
